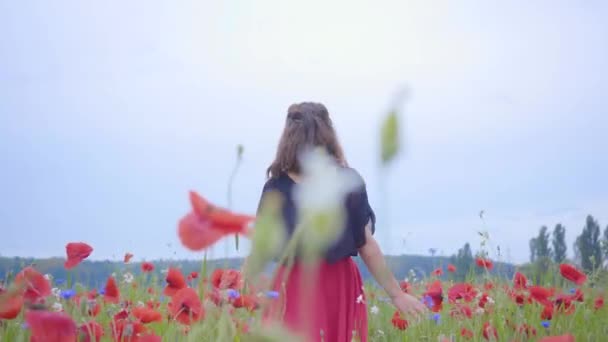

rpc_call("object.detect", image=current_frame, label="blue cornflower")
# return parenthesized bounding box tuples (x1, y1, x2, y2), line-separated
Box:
(55, 279, 65, 285)
(60, 289, 76, 300)
(226, 289, 240, 299)
(569, 288, 576, 294)
(98, 288, 106, 296)
(541, 321, 550, 328)
(431, 313, 441, 324)
(265, 291, 279, 299)
(422, 295, 434, 308)
(21, 323, 29, 330)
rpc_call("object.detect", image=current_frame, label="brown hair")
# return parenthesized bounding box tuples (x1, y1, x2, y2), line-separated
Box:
(267, 102, 346, 178)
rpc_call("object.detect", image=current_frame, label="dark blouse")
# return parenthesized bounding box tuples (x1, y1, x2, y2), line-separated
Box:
(257, 168, 376, 263)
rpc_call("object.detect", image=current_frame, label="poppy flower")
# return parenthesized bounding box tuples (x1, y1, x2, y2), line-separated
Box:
(164, 268, 187, 297)
(14, 266, 51, 303)
(513, 272, 528, 290)
(211, 269, 242, 290)
(460, 327, 473, 340)
(448, 283, 478, 303)
(391, 310, 408, 330)
(169, 287, 203, 325)
(594, 295, 604, 310)
(529, 286, 554, 306)
(538, 335, 575, 342)
(232, 295, 259, 311)
(482, 322, 498, 340)
(399, 281, 411, 293)
(141, 262, 155, 273)
(559, 264, 586, 285)
(25, 310, 78, 342)
(124, 253, 134, 263)
(206, 288, 222, 306)
(103, 276, 120, 303)
(0, 286, 23, 319)
(79, 321, 103, 342)
(177, 192, 254, 251)
(541, 304, 554, 320)
(189, 272, 199, 280)
(553, 294, 575, 315)
(476, 257, 493, 270)
(447, 264, 456, 273)
(423, 280, 443, 312)
(483, 282, 494, 291)
(431, 268, 443, 277)
(132, 307, 163, 324)
(146, 300, 160, 309)
(64, 242, 93, 269)
(113, 309, 129, 321)
(569, 288, 584, 302)
(478, 293, 489, 309)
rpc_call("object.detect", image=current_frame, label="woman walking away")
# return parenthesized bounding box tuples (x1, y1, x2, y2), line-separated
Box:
(256, 102, 426, 342)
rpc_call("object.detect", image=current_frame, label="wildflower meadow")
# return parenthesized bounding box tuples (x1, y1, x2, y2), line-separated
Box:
(1, 110, 606, 342)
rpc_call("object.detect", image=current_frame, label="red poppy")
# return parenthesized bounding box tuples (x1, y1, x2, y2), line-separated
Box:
(132, 307, 162, 324)
(399, 280, 411, 293)
(447, 264, 456, 273)
(189, 272, 199, 279)
(482, 322, 498, 340)
(539, 335, 575, 342)
(431, 268, 443, 276)
(529, 286, 554, 306)
(169, 287, 203, 325)
(541, 304, 554, 320)
(476, 257, 493, 270)
(113, 309, 129, 321)
(483, 282, 494, 291)
(26, 310, 78, 342)
(553, 294, 575, 315)
(513, 272, 528, 290)
(559, 263, 586, 285)
(64, 242, 93, 269)
(517, 323, 537, 338)
(232, 295, 259, 311)
(164, 268, 187, 297)
(594, 295, 604, 310)
(448, 283, 478, 303)
(141, 262, 155, 273)
(461, 327, 473, 340)
(103, 276, 120, 303)
(14, 266, 51, 303)
(146, 300, 160, 309)
(79, 321, 103, 342)
(391, 310, 408, 330)
(423, 280, 443, 312)
(569, 288, 584, 302)
(211, 269, 242, 290)
(178, 192, 254, 251)
(124, 253, 134, 263)
(478, 293, 489, 309)
(0, 286, 23, 319)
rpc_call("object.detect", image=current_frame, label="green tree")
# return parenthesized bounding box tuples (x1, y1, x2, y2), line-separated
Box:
(536, 226, 552, 260)
(576, 215, 603, 272)
(602, 225, 608, 268)
(552, 224, 567, 263)
(450, 242, 474, 281)
(529, 237, 537, 263)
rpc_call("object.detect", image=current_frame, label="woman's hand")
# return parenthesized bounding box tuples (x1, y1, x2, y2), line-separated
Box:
(391, 292, 428, 316)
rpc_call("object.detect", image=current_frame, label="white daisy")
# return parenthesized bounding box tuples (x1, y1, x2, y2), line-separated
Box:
(370, 305, 379, 315)
(51, 302, 63, 312)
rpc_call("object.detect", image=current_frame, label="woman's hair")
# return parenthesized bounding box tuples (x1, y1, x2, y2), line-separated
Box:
(267, 102, 346, 178)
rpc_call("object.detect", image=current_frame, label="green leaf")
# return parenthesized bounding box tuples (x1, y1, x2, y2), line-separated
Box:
(380, 110, 399, 164)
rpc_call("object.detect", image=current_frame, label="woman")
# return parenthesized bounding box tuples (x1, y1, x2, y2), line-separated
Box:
(257, 102, 426, 342)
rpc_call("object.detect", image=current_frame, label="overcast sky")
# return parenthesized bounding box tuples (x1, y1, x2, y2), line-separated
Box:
(1, 1, 607, 264)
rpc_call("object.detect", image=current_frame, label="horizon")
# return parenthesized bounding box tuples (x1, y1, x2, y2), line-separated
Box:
(2, 1, 607, 264)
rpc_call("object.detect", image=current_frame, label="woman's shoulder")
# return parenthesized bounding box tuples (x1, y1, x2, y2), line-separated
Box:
(341, 166, 367, 188)
(261, 173, 292, 193)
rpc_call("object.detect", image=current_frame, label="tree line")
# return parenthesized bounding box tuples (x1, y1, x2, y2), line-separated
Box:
(529, 214, 608, 272)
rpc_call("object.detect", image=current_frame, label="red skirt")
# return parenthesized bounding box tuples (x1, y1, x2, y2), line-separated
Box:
(265, 257, 368, 342)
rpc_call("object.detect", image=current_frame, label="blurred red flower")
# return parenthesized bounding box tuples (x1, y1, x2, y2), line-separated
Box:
(103, 276, 120, 304)
(391, 310, 408, 330)
(559, 264, 586, 285)
(64, 242, 93, 269)
(164, 268, 187, 297)
(169, 287, 203, 325)
(141, 262, 155, 273)
(25, 310, 77, 342)
(14, 266, 51, 303)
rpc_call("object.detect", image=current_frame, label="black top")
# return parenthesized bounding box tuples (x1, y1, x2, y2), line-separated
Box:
(257, 168, 376, 263)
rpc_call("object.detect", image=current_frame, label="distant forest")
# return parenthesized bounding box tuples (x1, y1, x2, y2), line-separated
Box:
(3, 214, 604, 288)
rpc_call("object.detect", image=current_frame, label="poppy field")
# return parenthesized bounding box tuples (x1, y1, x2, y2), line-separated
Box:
(1, 191, 606, 342)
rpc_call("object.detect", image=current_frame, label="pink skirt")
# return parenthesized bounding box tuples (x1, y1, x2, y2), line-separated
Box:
(265, 257, 368, 342)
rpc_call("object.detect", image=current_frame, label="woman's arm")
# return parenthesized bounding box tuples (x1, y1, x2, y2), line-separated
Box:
(358, 220, 427, 315)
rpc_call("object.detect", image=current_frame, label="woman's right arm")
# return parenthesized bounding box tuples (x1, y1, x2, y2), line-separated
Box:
(358, 220, 427, 315)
